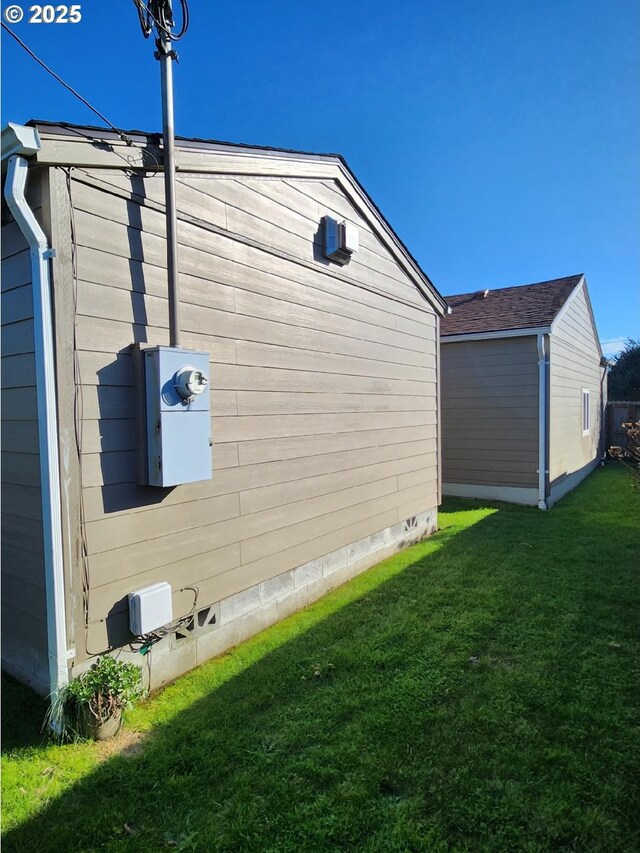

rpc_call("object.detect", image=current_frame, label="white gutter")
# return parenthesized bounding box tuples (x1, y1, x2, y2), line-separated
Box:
(442, 326, 550, 344)
(4, 146, 70, 699)
(537, 333, 548, 510)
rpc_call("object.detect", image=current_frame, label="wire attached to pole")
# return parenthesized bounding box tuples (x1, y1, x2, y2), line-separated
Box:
(132, 0, 189, 42)
(1, 22, 134, 147)
(132, 0, 189, 348)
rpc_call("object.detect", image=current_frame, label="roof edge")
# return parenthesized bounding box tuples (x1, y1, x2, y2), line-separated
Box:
(445, 273, 585, 303)
(25, 119, 447, 314)
(441, 326, 551, 343)
(26, 119, 346, 162)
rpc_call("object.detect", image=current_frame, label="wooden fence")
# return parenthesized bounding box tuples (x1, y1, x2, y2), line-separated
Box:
(606, 401, 640, 452)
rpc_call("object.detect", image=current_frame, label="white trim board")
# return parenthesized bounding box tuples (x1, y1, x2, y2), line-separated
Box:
(441, 327, 549, 343)
(442, 482, 538, 506)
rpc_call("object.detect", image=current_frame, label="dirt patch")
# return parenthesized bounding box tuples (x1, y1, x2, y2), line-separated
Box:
(96, 728, 148, 761)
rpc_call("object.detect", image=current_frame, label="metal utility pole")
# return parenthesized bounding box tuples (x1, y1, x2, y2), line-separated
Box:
(157, 18, 180, 347)
(134, 0, 190, 348)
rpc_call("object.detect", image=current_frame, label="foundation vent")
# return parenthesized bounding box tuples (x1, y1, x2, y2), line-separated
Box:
(174, 604, 217, 643)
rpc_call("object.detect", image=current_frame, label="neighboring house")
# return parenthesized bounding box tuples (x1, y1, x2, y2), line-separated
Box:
(1, 121, 447, 697)
(440, 275, 608, 508)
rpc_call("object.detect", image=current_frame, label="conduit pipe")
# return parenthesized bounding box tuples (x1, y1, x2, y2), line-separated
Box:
(158, 19, 181, 347)
(537, 333, 549, 509)
(4, 151, 70, 699)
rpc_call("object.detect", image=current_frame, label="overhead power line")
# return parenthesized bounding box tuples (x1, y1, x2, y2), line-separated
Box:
(1, 22, 134, 146)
(132, 0, 189, 42)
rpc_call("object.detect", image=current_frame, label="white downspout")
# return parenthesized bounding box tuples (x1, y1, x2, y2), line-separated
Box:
(537, 333, 548, 510)
(4, 154, 70, 699)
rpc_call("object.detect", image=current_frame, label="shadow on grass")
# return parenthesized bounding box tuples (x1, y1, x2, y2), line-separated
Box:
(3, 468, 639, 852)
(1, 675, 49, 752)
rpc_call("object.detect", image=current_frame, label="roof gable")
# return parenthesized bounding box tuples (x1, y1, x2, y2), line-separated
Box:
(441, 275, 584, 337)
(22, 120, 446, 315)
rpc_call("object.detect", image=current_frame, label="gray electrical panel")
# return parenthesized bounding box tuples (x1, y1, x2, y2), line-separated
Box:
(141, 346, 212, 487)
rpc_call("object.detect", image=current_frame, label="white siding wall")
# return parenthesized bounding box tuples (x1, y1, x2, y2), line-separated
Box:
(549, 283, 603, 503)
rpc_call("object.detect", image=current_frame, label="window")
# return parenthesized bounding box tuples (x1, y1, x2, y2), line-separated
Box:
(582, 389, 590, 435)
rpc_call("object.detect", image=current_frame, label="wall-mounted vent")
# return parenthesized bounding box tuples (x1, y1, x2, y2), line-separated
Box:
(323, 216, 359, 265)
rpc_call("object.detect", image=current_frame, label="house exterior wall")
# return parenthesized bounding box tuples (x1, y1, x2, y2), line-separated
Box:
(440, 336, 539, 504)
(548, 283, 604, 505)
(49, 162, 440, 687)
(1, 169, 49, 694)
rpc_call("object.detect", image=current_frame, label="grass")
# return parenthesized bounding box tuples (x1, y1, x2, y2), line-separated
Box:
(2, 465, 639, 852)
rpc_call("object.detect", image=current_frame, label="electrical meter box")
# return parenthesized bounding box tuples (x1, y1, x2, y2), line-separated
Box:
(141, 346, 212, 487)
(128, 581, 173, 635)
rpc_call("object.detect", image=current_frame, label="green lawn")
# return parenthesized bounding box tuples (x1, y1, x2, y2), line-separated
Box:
(2, 465, 639, 852)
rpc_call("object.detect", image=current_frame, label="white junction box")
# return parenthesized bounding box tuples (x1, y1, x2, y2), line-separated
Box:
(129, 582, 173, 635)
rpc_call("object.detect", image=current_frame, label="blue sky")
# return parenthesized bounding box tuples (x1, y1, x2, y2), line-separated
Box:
(2, 0, 638, 354)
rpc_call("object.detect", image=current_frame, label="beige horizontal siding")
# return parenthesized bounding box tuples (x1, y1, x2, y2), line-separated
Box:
(179, 175, 422, 307)
(85, 474, 433, 617)
(77, 409, 436, 456)
(1, 249, 31, 291)
(549, 284, 603, 484)
(2, 284, 35, 325)
(2, 419, 43, 454)
(74, 279, 434, 366)
(79, 166, 424, 316)
(1, 450, 41, 487)
(76, 385, 432, 421)
(1, 184, 48, 690)
(1, 223, 30, 260)
(1, 353, 37, 388)
(1, 386, 39, 420)
(2, 543, 46, 588)
(1, 603, 47, 649)
(87, 480, 437, 624)
(64, 171, 439, 654)
(2, 318, 36, 358)
(70, 171, 431, 315)
(441, 337, 539, 488)
(72, 268, 434, 361)
(80, 441, 240, 488)
(1, 482, 42, 520)
(82, 438, 431, 520)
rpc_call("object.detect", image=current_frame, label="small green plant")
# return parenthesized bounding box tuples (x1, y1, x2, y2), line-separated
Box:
(46, 656, 142, 741)
(67, 656, 142, 721)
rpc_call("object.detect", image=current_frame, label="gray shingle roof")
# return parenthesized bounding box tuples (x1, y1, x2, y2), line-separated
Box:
(441, 275, 583, 336)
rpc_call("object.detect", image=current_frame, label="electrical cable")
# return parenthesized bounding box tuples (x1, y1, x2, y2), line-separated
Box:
(65, 167, 198, 657)
(4, 22, 162, 174)
(132, 586, 199, 655)
(65, 169, 96, 657)
(132, 0, 189, 41)
(1, 22, 135, 147)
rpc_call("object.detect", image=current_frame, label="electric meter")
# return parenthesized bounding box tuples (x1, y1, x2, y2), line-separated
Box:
(175, 365, 209, 400)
